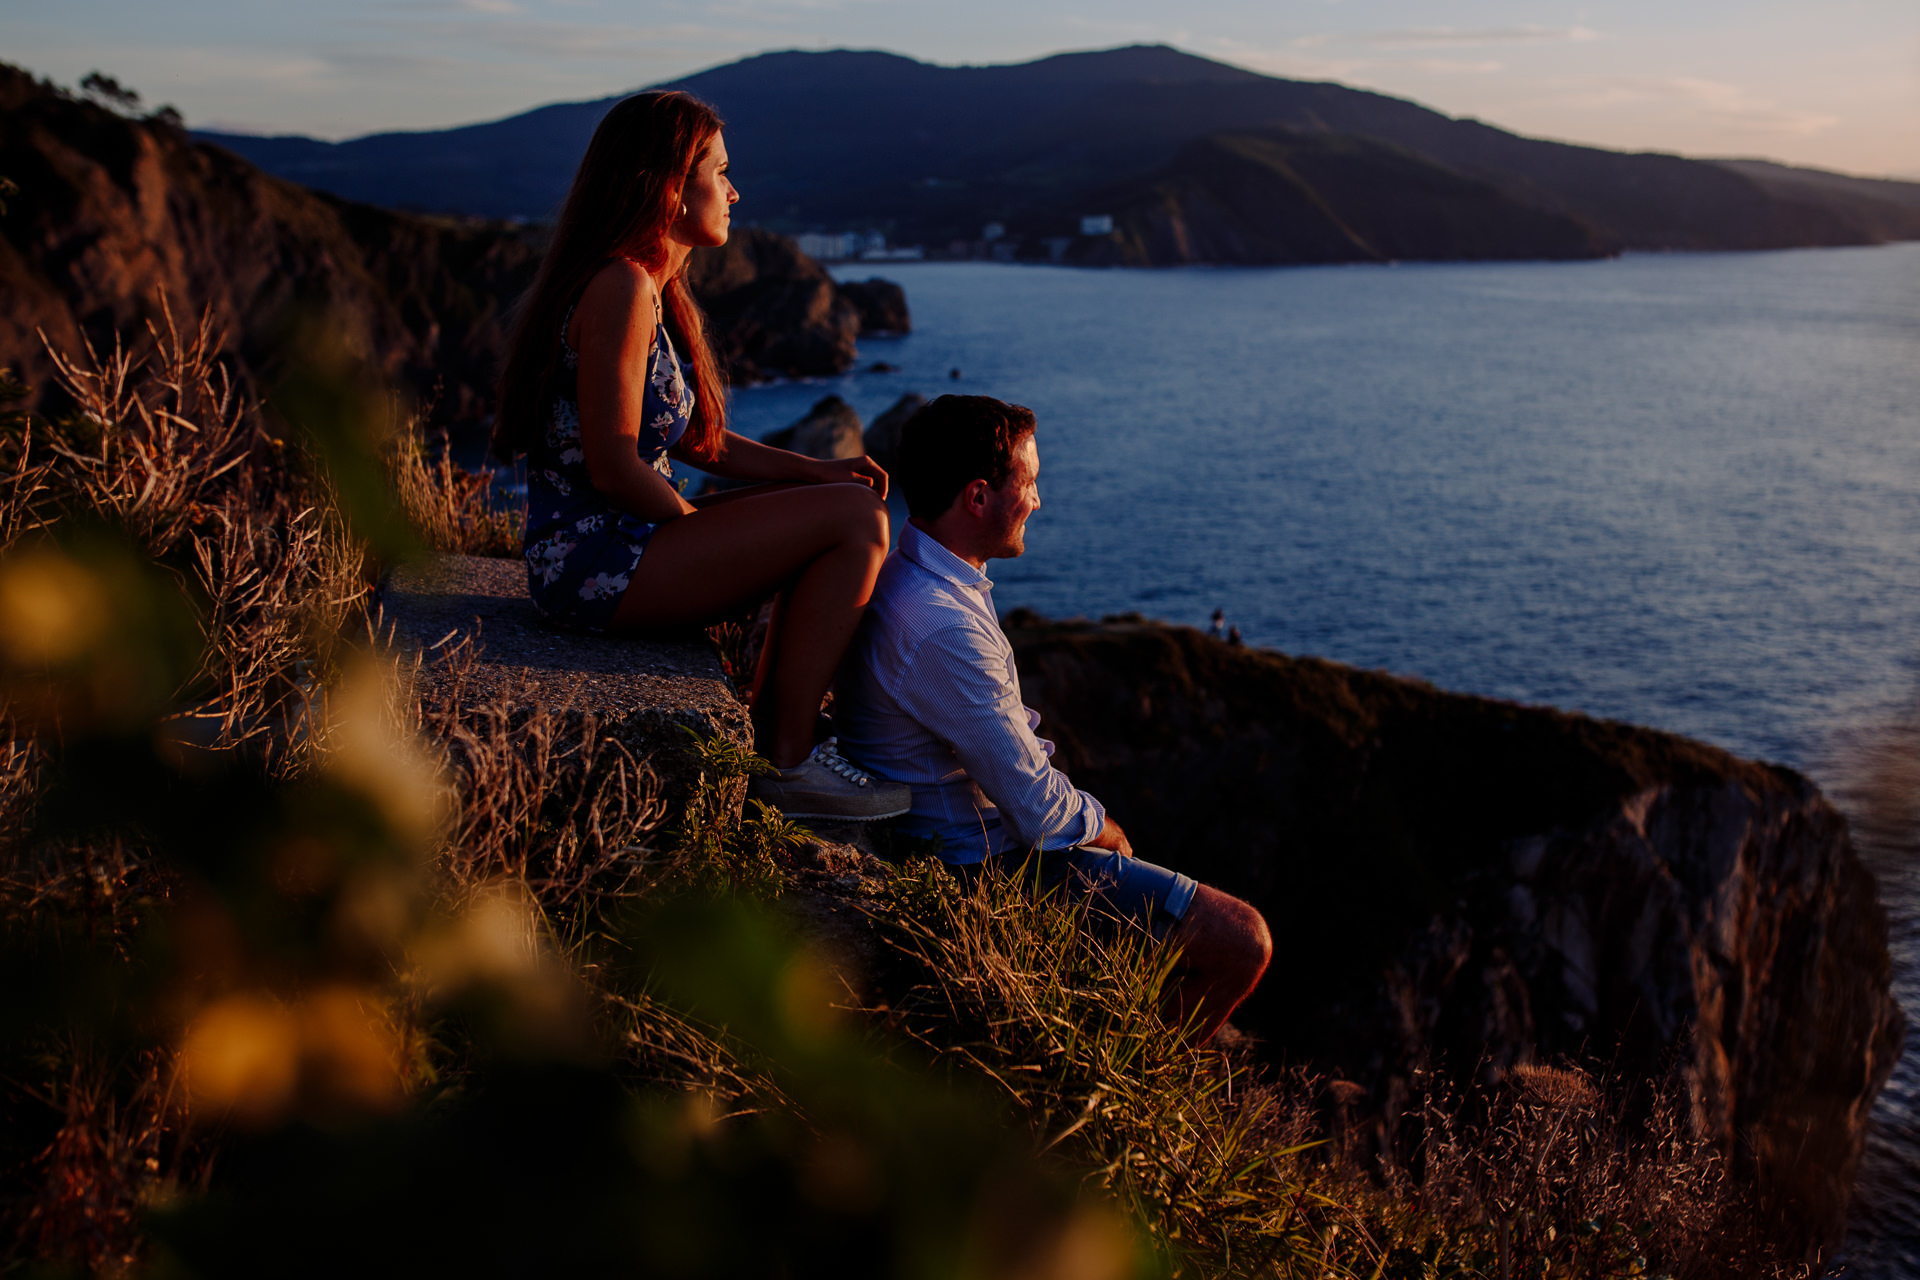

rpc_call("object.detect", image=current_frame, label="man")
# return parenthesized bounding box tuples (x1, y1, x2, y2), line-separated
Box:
(836, 395, 1270, 1043)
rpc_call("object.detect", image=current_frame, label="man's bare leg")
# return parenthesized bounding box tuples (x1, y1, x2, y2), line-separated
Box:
(1165, 886, 1272, 1045)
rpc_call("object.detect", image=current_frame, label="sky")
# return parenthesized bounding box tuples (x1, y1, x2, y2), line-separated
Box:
(6, 0, 1918, 178)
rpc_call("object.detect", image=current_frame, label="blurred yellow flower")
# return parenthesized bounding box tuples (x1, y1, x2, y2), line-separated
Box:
(0, 548, 111, 667)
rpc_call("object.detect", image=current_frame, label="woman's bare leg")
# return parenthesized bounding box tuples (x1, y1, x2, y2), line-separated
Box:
(611, 483, 888, 767)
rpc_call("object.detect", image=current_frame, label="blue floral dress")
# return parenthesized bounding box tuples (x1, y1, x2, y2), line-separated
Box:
(523, 307, 694, 631)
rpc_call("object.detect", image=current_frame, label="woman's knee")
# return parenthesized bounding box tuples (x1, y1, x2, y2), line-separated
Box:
(821, 483, 889, 548)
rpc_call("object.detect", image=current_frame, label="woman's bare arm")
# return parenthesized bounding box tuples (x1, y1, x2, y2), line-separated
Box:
(572, 261, 696, 523)
(685, 432, 890, 498)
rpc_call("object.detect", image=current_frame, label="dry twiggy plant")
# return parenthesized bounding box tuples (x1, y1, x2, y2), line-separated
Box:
(1394, 1058, 1763, 1279)
(37, 299, 259, 557)
(385, 416, 520, 559)
(407, 640, 666, 910)
(0, 367, 56, 551)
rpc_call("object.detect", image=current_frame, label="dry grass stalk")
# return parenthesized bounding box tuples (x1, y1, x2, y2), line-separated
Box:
(37, 299, 259, 557)
(0, 368, 57, 551)
(1398, 1059, 1753, 1278)
(385, 416, 520, 559)
(181, 478, 369, 764)
(882, 863, 1340, 1276)
(411, 639, 665, 911)
(10, 1041, 191, 1274)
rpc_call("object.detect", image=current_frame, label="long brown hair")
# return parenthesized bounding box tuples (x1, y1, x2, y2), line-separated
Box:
(493, 90, 729, 462)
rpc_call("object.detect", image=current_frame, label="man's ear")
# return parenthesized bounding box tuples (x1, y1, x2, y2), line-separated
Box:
(959, 477, 992, 517)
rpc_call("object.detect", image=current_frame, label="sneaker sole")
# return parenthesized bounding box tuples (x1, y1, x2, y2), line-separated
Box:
(774, 804, 912, 823)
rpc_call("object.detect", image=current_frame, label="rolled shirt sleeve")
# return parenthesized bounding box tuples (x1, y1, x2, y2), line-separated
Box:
(892, 620, 1106, 852)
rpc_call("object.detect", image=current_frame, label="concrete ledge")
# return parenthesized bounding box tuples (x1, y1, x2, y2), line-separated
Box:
(378, 554, 754, 816)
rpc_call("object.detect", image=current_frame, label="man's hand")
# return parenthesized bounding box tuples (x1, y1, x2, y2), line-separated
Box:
(1085, 815, 1134, 858)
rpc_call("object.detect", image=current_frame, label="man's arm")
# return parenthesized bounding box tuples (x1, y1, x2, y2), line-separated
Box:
(892, 620, 1105, 851)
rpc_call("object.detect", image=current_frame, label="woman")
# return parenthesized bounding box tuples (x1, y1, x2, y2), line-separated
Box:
(493, 90, 908, 821)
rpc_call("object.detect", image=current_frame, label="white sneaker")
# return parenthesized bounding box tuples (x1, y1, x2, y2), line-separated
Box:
(747, 738, 911, 822)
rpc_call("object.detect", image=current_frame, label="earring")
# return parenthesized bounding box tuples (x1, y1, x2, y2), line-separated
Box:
(680, 203, 688, 216)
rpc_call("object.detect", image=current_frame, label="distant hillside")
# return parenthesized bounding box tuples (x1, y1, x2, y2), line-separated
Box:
(1061, 128, 1613, 266)
(200, 45, 1920, 264)
(1713, 159, 1920, 243)
(0, 65, 899, 428)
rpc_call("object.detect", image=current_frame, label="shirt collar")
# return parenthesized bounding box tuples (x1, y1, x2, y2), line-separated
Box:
(899, 522, 993, 593)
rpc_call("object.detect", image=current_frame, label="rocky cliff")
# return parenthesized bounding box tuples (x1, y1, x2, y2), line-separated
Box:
(0, 65, 540, 426)
(1004, 612, 1902, 1250)
(0, 65, 905, 424)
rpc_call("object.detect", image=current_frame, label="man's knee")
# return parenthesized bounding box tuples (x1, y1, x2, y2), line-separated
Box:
(1182, 885, 1272, 980)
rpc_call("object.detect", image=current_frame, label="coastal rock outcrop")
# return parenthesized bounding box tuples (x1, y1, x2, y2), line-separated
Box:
(1004, 612, 1902, 1251)
(835, 278, 911, 335)
(685, 229, 907, 383)
(367, 557, 1898, 1252)
(861, 393, 927, 471)
(760, 394, 865, 461)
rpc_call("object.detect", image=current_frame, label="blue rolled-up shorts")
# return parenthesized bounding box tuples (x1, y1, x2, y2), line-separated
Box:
(951, 846, 1199, 941)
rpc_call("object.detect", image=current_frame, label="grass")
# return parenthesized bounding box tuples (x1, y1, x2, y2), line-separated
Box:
(0, 308, 1820, 1278)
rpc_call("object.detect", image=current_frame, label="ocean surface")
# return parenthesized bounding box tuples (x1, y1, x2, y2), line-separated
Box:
(711, 246, 1920, 1274)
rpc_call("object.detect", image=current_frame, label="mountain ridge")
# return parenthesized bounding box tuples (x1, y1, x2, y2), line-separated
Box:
(197, 44, 1920, 264)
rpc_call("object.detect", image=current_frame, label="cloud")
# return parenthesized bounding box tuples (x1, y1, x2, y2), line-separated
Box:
(384, 0, 527, 13)
(1533, 75, 1840, 139)
(360, 13, 762, 62)
(1203, 37, 1370, 82)
(1405, 59, 1504, 75)
(1352, 26, 1598, 50)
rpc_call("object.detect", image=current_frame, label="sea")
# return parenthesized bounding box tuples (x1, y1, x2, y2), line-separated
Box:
(706, 245, 1920, 1275)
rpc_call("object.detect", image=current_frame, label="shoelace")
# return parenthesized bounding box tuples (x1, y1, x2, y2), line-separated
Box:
(807, 738, 872, 788)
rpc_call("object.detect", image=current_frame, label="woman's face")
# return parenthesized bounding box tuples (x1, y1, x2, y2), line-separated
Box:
(670, 133, 737, 249)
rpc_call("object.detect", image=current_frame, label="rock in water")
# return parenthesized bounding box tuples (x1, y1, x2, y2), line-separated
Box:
(686, 229, 856, 383)
(1003, 611, 1902, 1253)
(862, 393, 927, 471)
(761, 395, 865, 461)
(836, 278, 911, 334)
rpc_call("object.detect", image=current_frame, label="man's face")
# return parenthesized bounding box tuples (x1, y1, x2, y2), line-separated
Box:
(981, 433, 1040, 560)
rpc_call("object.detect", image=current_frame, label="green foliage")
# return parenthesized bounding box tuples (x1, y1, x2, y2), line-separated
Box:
(668, 727, 800, 900)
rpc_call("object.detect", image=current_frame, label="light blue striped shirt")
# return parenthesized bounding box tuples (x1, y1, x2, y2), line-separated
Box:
(835, 522, 1106, 864)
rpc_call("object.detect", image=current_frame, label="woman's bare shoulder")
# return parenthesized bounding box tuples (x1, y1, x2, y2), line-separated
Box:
(570, 259, 658, 355)
(577, 258, 657, 318)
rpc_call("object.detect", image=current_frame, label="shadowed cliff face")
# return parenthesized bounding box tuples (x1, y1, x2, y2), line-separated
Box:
(1004, 612, 1903, 1252)
(0, 66, 542, 426)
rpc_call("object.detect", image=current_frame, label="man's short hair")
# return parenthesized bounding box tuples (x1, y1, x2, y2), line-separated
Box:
(896, 395, 1037, 519)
